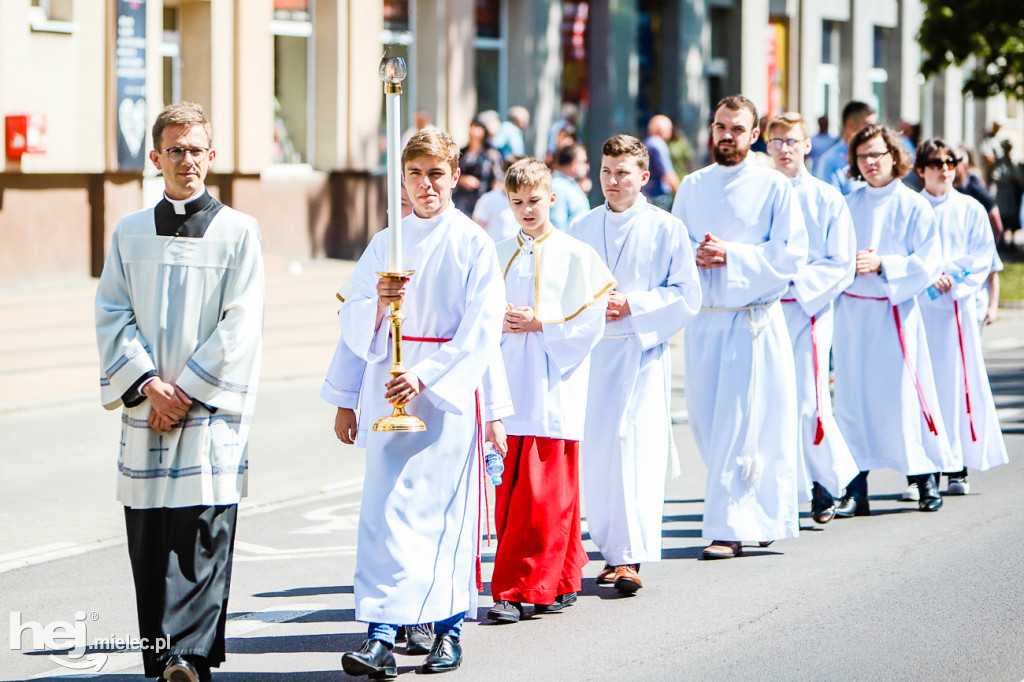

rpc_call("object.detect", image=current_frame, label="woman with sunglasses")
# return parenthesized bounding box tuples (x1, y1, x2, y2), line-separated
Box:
(831, 124, 954, 516)
(915, 138, 1009, 495)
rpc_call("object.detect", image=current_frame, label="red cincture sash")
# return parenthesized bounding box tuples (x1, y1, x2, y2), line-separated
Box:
(953, 301, 978, 442)
(841, 293, 938, 435)
(782, 298, 826, 444)
(810, 314, 825, 444)
(402, 335, 490, 590)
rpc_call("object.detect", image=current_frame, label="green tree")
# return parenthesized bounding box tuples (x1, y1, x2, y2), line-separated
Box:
(918, 0, 1024, 100)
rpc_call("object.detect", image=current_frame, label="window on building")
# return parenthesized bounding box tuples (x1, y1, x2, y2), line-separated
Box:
(474, 0, 506, 115)
(710, 7, 729, 61)
(821, 20, 839, 65)
(272, 0, 312, 164)
(29, 0, 76, 33)
(637, 1, 663, 127)
(561, 0, 590, 108)
(872, 25, 888, 70)
(161, 8, 182, 110)
(707, 5, 730, 97)
(869, 26, 890, 119)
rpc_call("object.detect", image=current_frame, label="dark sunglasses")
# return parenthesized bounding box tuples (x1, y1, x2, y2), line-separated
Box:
(922, 157, 961, 171)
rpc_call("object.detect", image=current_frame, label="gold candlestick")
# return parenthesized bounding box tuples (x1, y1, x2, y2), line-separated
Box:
(372, 270, 426, 432)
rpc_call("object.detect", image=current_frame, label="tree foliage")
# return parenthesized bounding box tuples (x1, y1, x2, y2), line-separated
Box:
(918, 0, 1024, 100)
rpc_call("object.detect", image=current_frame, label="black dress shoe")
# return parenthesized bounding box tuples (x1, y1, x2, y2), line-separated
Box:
(405, 622, 434, 655)
(916, 473, 943, 512)
(162, 656, 200, 682)
(421, 634, 462, 674)
(534, 592, 578, 613)
(341, 639, 397, 680)
(811, 482, 836, 524)
(834, 493, 870, 517)
(834, 472, 870, 517)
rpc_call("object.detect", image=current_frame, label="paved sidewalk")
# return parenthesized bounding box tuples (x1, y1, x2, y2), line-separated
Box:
(0, 257, 359, 572)
(0, 256, 356, 413)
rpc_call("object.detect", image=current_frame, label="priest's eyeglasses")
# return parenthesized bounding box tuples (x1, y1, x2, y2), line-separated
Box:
(922, 157, 961, 171)
(161, 146, 210, 163)
(767, 138, 802, 150)
(855, 150, 891, 163)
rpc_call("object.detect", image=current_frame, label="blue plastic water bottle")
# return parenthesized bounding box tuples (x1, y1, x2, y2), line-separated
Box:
(484, 443, 504, 486)
(926, 268, 969, 299)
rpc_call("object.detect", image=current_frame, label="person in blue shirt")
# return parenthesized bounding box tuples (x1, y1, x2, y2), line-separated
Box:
(642, 114, 681, 210)
(807, 114, 837, 171)
(814, 101, 876, 195)
(549, 143, 592, 230)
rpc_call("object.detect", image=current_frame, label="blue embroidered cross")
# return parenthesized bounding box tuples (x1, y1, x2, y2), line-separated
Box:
(149, 435, 168, 464)
(119, 433, 127, 459)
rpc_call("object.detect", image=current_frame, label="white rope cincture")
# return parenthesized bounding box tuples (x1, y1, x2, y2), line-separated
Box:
(700, 300, 778, 490)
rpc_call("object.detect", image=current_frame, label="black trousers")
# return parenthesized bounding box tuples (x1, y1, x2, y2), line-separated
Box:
(124, 504, 237, 678)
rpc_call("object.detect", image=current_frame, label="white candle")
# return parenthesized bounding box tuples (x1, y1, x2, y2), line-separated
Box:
(385, 89, 403, 272)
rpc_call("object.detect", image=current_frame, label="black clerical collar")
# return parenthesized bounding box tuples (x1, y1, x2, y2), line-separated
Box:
(154, 189, 224, 238)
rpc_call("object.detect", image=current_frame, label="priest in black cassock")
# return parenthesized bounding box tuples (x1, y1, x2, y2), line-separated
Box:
(95, 103, 264, 682)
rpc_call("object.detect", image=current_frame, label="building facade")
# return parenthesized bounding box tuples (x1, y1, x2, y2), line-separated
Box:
(1, 0, 1018, 286)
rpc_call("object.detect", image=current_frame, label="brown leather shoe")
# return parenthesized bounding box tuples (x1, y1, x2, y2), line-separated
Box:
(595, 563, 616, 585)
(612, 564, 642, 594)
(702, 540, 743, 559)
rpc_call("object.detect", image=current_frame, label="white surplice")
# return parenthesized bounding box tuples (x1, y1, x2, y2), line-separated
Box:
(95, 207, 264, 509)
(672, 158, 807, 542)
(323, 204, 512, 626)
(832, 180, 954, 475)
(495, 228, 614, 439)
(781, 171, 859, 500)
(569, 197, 701, 565)
(918, 189, 1008, 471)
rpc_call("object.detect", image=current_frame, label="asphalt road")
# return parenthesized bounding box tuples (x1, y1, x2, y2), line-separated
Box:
(2, 302, 1023, 681)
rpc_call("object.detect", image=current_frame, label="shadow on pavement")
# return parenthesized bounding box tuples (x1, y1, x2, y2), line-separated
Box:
(661, 513, 703, 523)
(661, 528, 702, 538)
(227, 631, 363, 655)
(252, 585, 354, 598)
(83, 673, 344, 681)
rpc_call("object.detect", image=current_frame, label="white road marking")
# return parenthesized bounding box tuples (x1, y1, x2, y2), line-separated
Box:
(294, 501, 362, 535)
(984, 336, 1024, 352)
(0, 538, 125, 575)
(233, 541, 357, 562)
(2, 477, 365, 574)
(997, 407, 1024, 422)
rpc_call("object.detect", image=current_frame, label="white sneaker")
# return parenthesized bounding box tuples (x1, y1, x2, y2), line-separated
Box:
(901, 484, 920, 502)
(947, 477, 969, 495)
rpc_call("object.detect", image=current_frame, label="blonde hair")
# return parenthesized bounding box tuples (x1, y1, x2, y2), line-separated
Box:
(152, 102, 211, 149)
(402, 129, 460, 174)
(504, 157, 552, 194)
(765, 112, 810, 140)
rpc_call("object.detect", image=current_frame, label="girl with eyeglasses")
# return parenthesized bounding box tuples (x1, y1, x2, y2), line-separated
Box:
(914, 138, 1009, 496)
(830, 124, 955, 517)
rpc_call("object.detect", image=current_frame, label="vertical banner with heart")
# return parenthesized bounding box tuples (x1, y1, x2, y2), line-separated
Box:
(115, 0, 147, 170)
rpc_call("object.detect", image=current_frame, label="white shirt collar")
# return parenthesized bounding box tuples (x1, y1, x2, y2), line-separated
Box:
(922, 188, 952, 206)
(164, 186, 207, 215)
(603, 195, 647, 225)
